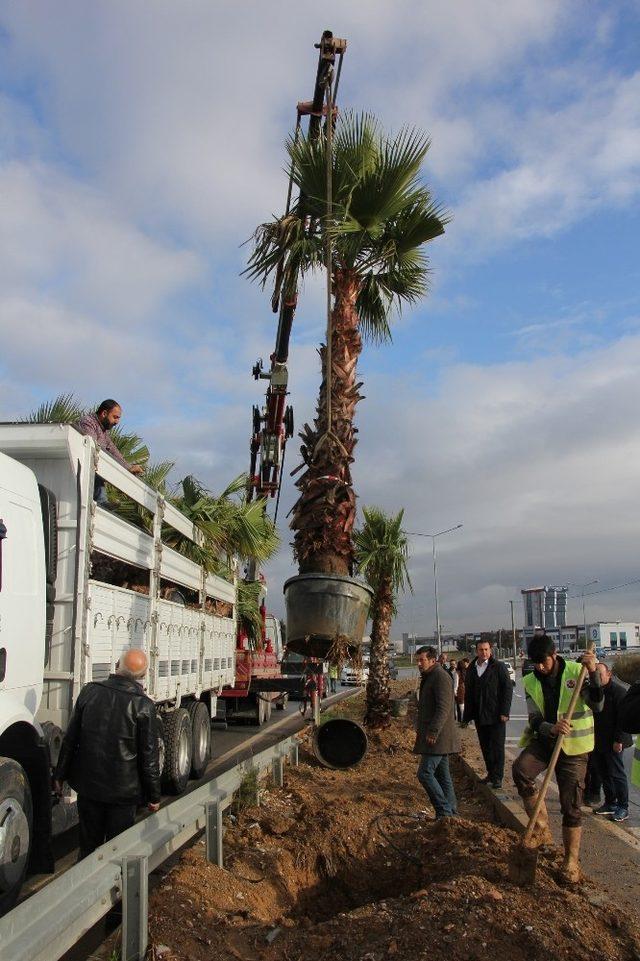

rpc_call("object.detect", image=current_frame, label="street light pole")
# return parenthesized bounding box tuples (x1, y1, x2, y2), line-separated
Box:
(408, 524, 463, 657)
(567, 580, 598, 648)
(510, 599, 517, 668)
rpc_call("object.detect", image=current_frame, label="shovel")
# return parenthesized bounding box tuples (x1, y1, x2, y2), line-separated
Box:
(509, 655, 590, 885)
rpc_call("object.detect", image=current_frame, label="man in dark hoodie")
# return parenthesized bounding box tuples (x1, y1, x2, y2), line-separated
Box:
(414, 646, 461, 819)
(590, 662, 632, 821)
(463, 639, 513, 789)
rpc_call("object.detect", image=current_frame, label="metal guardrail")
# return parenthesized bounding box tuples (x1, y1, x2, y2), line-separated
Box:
(0, 735, 299, 961)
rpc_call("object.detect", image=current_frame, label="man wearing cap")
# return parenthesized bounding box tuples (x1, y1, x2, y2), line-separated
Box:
(54, 649, 161, 857)
(512, 634, 603, 883)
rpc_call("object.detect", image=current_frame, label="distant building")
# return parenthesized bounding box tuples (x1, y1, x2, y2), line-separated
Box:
(521, 585, 568, 630)
(522, 621, 640, 653)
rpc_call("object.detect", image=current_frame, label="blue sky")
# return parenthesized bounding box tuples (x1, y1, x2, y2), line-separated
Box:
(2, 1, 640, 635)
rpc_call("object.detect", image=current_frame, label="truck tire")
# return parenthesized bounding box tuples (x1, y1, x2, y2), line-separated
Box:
(0, 758, 32, 916)
(160, 709, 192, 794)
(187, 701, 211, 779)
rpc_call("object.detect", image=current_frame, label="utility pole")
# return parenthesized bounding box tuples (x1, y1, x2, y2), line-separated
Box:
(510, 600, 517, 668)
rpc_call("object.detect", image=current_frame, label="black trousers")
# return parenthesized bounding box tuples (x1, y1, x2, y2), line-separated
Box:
(584, 752, 602, 801)
(476, 722, 506, 782)
(591, 750, 629, 807)
(77, 795, 137, 858)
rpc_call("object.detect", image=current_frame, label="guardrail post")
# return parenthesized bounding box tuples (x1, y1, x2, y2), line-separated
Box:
(122, 855, 148, 961)
(289, 741, 299, 767)
(272, 752, 284, 788)
(205, 799, 224, 867)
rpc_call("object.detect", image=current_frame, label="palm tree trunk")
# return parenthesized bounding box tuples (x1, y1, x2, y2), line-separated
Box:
(365, 578, 392, 728)
(291, 269, 363, 576)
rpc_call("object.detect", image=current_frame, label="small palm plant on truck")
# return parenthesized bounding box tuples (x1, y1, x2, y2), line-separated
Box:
(246, 113, 447, 656)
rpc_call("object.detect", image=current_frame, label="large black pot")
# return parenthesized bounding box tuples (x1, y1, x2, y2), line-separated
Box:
(283, 573, 373, 658)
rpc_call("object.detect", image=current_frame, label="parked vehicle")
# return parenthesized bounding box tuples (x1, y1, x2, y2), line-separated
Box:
(500, 660, 516, 685)
(341, 664, 369, 686)
(0, 424, 288, 912)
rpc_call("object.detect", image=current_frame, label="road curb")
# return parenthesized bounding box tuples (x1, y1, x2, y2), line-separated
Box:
(459, 732, 640, 856)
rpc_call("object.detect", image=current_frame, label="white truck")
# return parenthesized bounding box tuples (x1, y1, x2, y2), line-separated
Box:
(0, 424, 239, 911)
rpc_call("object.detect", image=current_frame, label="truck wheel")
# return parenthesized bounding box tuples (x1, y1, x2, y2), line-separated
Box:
(161, 709, 192, 794)
(0, 758, 32, 916)
(187, 701, 211, 780)
(275, 694, 289, 711)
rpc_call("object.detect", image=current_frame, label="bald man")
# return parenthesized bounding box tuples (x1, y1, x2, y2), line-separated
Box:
(54, 648, 161, 858)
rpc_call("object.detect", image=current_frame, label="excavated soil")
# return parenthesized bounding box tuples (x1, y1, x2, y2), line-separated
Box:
(147, 687, 640, 961)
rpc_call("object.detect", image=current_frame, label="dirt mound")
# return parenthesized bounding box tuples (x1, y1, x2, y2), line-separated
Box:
(147, 693, 640, 961)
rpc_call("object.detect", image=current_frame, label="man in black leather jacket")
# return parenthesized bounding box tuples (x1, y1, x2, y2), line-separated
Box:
(54, 648, 161, 857)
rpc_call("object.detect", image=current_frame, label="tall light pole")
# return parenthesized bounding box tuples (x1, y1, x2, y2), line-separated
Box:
(567, 580, 598, 648)
(408, 525, 463, 655)
(509, 599, 517, 668)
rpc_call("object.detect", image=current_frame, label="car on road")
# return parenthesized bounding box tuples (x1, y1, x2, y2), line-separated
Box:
(341, 665, 370, 686)
(501, 660, 516, 685)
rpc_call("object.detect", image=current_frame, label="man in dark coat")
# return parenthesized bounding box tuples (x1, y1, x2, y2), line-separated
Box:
(591, 662, 633, 821)
(414, 646, 461, 818)
(463, 639, 513, 789)
(54, 648, 161, 858)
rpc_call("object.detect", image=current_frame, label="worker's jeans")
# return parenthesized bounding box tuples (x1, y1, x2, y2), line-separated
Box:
(591, 749, 629, 807)
(417, 754, 458, 817)
(77, 795, 137, 858)
(512, 740, 587, 827)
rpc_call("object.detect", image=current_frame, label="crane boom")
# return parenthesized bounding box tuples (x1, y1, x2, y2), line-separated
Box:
(247, 29, 347, 514)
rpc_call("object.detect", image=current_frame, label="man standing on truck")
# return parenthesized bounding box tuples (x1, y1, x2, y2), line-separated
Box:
(53, 648, 161, 858)
(75, 399, 144, 505)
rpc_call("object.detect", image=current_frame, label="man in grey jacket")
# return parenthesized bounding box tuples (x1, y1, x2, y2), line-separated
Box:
(414, 645, 461, 818)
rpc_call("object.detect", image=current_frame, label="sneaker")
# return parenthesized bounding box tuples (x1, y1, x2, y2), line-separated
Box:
(611, 807, 629, 822)
(593, 802, 617, 816)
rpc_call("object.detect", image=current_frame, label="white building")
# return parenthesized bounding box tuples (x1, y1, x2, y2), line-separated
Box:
(586, 622, 640, 652)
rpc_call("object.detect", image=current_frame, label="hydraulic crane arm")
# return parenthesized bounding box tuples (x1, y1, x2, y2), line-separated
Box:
(248, 29, 347, 514)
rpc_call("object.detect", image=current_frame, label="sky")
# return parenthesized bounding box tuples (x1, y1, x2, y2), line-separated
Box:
(1, 1, 640, 637)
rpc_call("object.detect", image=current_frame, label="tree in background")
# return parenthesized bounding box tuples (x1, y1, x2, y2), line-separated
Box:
(246, 114, 447, 578)
(355, 506, 411, 728)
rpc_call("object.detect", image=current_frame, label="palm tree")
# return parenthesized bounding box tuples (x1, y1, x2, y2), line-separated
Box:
(24, 392, 86, 424)
(246, 114, 447, 577)
(355, 506, 411, 728)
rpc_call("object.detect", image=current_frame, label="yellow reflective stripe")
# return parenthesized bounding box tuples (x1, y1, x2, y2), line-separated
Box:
(564, 725, 594, 739)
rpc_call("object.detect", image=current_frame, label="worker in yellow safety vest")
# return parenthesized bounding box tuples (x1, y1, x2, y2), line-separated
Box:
(512, 633, 603, 883)
(618, 677, 640, 790)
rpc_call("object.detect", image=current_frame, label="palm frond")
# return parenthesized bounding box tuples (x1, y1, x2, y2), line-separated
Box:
(23, 393, 86, 424)
(354, 506, 412, 617)
(108, 427, 150, 468)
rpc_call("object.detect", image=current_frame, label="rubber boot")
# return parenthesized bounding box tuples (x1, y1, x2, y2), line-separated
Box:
(522, 794, 554, 846)
(561, 826, 582, 883)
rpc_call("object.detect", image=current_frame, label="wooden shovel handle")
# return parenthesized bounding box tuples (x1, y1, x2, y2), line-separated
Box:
(522, 660, 590, 846)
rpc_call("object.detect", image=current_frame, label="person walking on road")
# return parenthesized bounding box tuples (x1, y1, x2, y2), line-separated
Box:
(455, 658, 468, 724)
(512, 634, 603, 883)
(619, 678, 640, 794)
(590, 662, 632, 821)
(54, 648, 161, 858)
(328, 662, 339, 694)
(463, 640, 513, 788)
(414, 646, 460, 819)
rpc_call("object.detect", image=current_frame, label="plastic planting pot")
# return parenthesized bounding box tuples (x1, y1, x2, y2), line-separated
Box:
(312, 718, 368, 769)
(283, 573, 373, 658)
